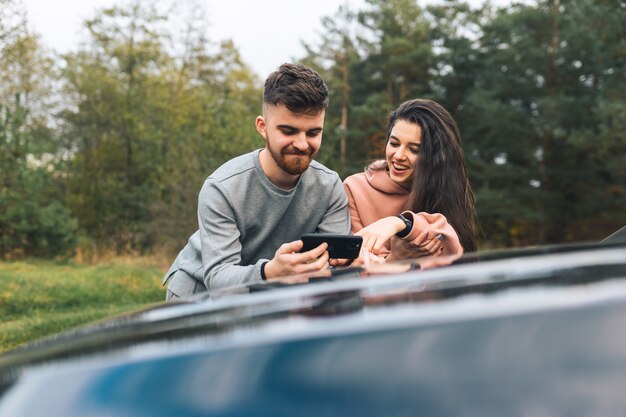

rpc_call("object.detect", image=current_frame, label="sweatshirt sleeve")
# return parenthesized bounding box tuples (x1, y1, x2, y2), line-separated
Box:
(401, 211, 464, 256)
(198, 178, 265, 291)
(316, 175, 351, 235)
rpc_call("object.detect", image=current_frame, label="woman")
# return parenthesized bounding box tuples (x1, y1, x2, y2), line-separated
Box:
(343, 99, 477, 261)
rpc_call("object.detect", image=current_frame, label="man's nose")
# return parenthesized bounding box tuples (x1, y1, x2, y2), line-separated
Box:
(293, 133, 308, 150)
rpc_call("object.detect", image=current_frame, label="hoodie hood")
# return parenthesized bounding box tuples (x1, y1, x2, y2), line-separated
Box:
(365, 160, 409, 196)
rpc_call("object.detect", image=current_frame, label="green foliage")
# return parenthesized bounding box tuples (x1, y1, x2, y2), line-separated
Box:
(1, 0, 624, 255)
(302, 0, 625, 247)
(301, 5, 362, 176)
(57, 1, 261, 254)
(455, 0, 626, 244)
(352, 0, 434, 161)
(0, 1, 77, 258)
(0, 100, 76, 258)
(0, 259, 165, 352)
(0, 175, 77, 258)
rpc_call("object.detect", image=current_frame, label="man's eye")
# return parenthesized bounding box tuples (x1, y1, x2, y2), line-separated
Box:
(306, 131, 321, 137)
(281, 129, 297, 135)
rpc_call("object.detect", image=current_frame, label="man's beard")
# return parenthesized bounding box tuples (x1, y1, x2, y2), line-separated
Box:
(268, 142, 315, 176)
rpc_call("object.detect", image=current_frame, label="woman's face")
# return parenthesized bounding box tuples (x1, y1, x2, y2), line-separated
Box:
(385, 119, 422, 188)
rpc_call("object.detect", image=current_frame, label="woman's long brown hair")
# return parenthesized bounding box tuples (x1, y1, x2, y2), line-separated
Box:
(387, 99, 477, 252)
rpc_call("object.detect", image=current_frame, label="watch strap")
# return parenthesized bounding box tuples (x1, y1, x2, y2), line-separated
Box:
(395, 214, 413, 238)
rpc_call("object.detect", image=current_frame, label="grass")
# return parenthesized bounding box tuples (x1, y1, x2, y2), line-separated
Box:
(0, 259, 167, 353)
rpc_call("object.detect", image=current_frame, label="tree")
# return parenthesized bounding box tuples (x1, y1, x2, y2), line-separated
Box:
(59, 1, 169, 251)
(460, 0, 625, 245)
(303, 0, 437, 175)
(147, 38, 260, 254)
(0, 0, 76, 258)
(59, 0, 261, 254)
(301, 4, 361, 176)
(352, 0, 434, 161)
(427, 0, 483, 115)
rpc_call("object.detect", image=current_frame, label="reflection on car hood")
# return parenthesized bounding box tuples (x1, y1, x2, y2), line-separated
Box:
(2, 242, 625, 366)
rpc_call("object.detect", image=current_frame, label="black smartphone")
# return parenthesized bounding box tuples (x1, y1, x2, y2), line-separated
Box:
(300, 234, 363, 259)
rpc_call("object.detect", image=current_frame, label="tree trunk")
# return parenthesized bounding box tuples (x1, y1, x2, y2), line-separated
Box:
(340, 58, 349, 166)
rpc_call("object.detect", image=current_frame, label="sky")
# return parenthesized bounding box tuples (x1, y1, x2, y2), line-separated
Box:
(22, 0, 366, 78)
(22, 0, 510, 78)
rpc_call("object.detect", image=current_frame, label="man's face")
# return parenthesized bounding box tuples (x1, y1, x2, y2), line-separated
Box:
(256, 104, 325, 175)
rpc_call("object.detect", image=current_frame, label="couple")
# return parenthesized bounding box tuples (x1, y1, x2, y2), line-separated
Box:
(163, 63, 476, 301)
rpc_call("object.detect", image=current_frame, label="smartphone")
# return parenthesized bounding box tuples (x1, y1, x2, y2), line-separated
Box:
(300, 234, 363, 260)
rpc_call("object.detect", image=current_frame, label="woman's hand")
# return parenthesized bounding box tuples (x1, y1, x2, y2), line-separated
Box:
(355, 216, 406, 255)
(351, 246, 387, 266)
(387, 232, 444, 262)
(417, 232, 445, 255)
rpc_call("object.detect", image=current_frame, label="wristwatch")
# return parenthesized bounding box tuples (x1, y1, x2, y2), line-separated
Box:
(396, 213, 413, 238)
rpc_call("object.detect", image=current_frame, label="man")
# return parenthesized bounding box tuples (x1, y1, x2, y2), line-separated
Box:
(163, 63, 350, 300)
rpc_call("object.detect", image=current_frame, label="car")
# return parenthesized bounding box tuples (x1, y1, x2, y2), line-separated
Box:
(1, 236, 626, 416)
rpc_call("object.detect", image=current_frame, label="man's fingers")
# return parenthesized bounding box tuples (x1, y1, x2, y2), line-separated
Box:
(312, 250, 330, 269)
(298, 241, 328, 261)
(278, 240, 304, 254)
(297, 250, 329, 273)
(311, 242, 329, 258)
(332, 258, 351, 266)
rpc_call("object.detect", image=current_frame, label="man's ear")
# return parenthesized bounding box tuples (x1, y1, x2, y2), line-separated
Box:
(255, 115, 266, 137)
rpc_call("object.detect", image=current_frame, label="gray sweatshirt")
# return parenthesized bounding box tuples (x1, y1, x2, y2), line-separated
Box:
(166, 149, 350, 291)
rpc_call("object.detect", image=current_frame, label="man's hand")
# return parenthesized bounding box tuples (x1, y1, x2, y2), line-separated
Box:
(329, 258, 351, 267)
(264, 240, 330, 279)
(355, 216, 406, 255)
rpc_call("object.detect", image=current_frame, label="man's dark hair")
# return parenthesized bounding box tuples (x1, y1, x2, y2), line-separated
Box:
(264, 63, 329, 115)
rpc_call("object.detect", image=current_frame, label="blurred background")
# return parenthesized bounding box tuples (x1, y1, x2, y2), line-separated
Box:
(1, 0, 624, 261)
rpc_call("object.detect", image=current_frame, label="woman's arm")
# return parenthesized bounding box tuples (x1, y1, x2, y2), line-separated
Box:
(354, 216, 406, 255)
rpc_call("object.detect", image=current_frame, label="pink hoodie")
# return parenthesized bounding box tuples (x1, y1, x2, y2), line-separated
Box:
(343, 161, 463, 257)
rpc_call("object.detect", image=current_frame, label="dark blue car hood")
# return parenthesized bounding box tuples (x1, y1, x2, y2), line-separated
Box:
(1, 241, 626, 416)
